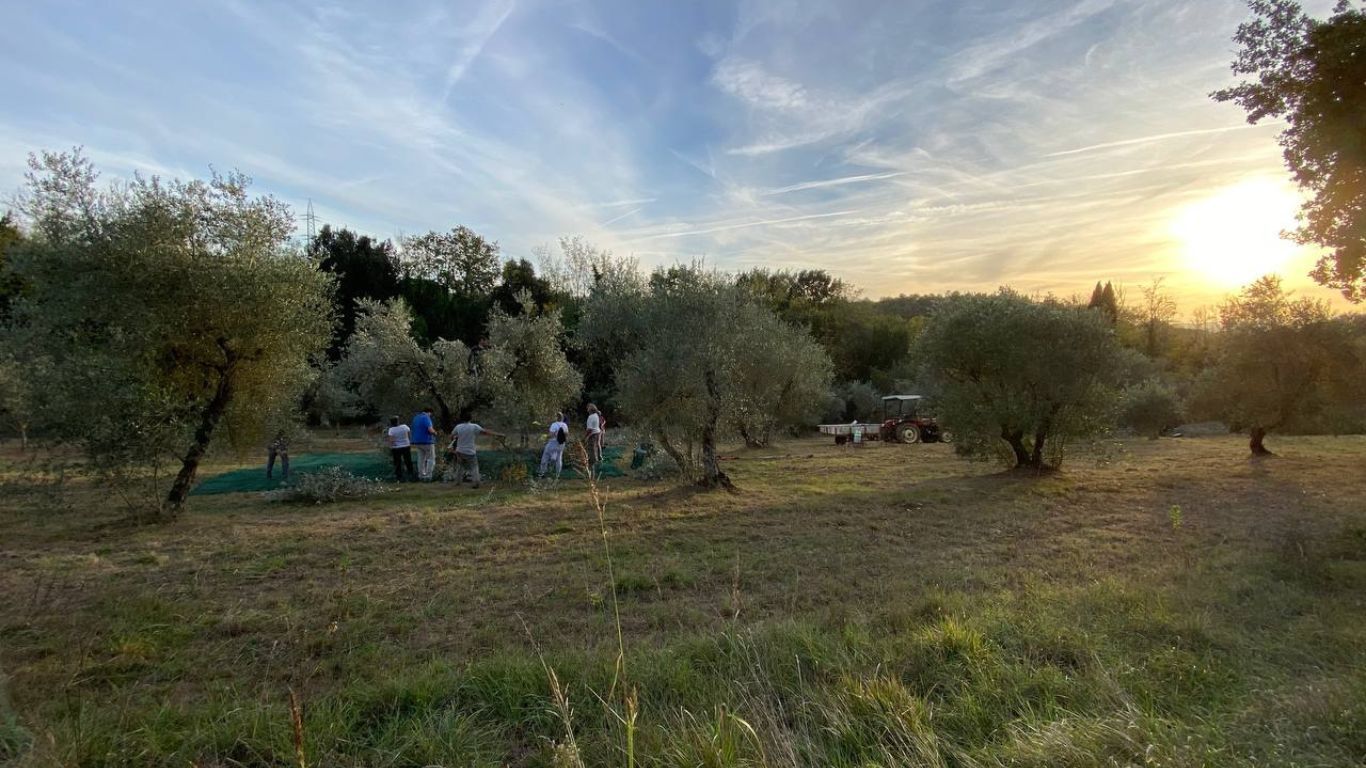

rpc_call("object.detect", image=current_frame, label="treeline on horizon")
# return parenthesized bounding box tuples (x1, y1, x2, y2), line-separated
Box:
(301, 223, 1276, 396)
(298, 219, 1363, 420)
(0, 150, 1363, 517)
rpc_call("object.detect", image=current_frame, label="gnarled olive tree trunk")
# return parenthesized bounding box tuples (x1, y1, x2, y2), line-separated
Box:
(698, 369, 733, 490)
(166, 357, 236, 515)
(1003, 428, 1032, 469)
(1249, 426, 1272, 456)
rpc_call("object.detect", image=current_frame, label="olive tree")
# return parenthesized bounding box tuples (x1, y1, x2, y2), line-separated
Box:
(728, 303, 834, 448)
(332, 298, 474, 430)
(580, 264, 832, 487)
(1190, 276, 1359, 455)
(606, 267, 740, 487)
(914, 291, 1124, 470)
(10, 150, 334, 515)
(480, 293, 583, 445)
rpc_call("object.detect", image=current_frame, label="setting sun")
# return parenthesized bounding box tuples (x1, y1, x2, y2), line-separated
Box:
(1171, 178, 1303, 287)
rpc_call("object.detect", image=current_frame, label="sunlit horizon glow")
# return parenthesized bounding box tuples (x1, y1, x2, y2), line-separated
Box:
(0, 1, 1352, 312)
(1169, 178, 1305, 290)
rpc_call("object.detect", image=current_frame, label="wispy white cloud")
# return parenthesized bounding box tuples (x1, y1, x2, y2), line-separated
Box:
(598, 207, 642, 227)
(569, 20, 648, 65)
(764, 171, 906, 196)
(624, 209, 857, 242)
(711, 57, 808, 111)
(944, 0, 1120, 86)
(442, 0, 517, 100)
(1043, 123, 1274, 158)
(587, 197, 657, 209)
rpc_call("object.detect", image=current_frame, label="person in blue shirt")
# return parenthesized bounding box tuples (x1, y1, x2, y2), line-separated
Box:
(411, 407, 438, 481)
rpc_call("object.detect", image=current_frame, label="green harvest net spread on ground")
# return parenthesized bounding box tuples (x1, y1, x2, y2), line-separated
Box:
(192, 447, 626, 495)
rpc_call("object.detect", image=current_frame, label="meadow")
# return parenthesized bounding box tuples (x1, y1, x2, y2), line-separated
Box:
(1, 434, 1364, 767)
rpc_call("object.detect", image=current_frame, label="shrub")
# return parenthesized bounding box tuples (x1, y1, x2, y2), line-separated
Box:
(629, 441, 682, 480)
(266, 467, 388, 505)
(1119, 379, 1183, 438)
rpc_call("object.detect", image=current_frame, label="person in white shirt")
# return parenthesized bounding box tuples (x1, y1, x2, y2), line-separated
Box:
(585, 404, 604, 470)
(539, 412, 569, 479)
(449, 410, 504, 489)
(386, 416, 416, 482)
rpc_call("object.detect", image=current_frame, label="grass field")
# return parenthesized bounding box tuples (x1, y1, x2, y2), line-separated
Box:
(2, 435, 1365, 767)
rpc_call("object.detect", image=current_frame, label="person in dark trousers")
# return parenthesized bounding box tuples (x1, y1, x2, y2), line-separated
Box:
(266, 432, 289, 480)
(386, 415, 416, 482)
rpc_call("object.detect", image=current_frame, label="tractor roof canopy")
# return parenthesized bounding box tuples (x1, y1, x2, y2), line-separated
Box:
(882, 395, 924, 420)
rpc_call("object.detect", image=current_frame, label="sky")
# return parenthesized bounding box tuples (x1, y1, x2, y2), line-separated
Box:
(0, 0, 1350, 311)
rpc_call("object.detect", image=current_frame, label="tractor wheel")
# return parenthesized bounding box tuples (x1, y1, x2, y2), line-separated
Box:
(898, 424, 921, 444)
(938, 430, 953, 444)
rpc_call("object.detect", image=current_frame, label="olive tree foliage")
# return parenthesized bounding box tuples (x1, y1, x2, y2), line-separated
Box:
(914, 291, 1124, 470)
(331, 298, 474, 431)
(8, 150, 334, 515)
(479, 293, 583, 445)
(1213, 1, 1366, 300)
(727, 305, 834, 448)
(579, 264, 833, 488)
(1190, 276, 1360, 455)
(332, 293, 582, 440)
(615, 268, 740, 488)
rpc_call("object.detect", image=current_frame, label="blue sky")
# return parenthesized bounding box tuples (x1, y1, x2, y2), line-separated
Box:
(0, 0, 1346, 307)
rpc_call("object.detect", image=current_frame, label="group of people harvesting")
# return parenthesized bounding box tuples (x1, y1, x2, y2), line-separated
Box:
(383, 405, 607, 487)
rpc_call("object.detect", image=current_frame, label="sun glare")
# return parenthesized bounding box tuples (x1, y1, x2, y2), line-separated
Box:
(1170, 179, 1302, 287)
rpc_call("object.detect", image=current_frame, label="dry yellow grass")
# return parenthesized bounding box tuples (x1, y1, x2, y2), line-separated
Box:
(1, 434, 1363, 765)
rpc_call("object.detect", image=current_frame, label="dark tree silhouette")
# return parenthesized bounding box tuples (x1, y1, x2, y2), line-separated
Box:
(1214, 0, 1366, 301)
(309, 225, 400, 359)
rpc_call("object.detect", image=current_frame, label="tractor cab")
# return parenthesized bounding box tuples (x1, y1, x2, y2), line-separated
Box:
(879, 395, 948, 444)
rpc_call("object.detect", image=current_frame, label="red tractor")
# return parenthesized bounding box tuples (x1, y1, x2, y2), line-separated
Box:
(877, 395, 950, 444)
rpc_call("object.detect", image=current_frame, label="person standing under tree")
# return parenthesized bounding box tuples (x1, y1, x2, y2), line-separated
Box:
(387, 416, 416, 482)
(411, 407, 438, 481)
(265, 431, 289, 481)
(585, 404, 604, 471)
(450, 410, 504, 489)
(539, 411, 569, 480)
